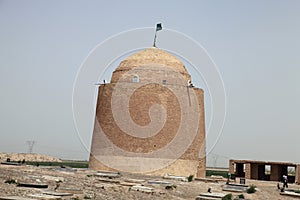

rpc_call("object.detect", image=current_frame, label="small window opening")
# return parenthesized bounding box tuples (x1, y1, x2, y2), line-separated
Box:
(133, 75, 139, 83)
(288, 166, 296, 176)
(265, 165, 271, 175)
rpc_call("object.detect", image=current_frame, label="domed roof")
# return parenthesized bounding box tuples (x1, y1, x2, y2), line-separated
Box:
(111, 47, 190, 83)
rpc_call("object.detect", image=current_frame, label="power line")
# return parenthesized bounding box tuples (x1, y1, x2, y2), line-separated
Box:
(26, 140, 36, 153)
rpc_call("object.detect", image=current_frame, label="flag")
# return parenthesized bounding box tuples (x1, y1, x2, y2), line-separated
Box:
(156, 23, 162, 31)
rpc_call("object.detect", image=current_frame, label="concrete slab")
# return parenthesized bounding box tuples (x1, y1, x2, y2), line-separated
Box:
(199, 192, 226, 198)
(148, 180, 171, 185)
(194, 178, 219, 183)
(210, 175, 225, 180)
(1, 162, 22, 166)
(56, 187, 83, 194)
(195, 196, 219, 200)
(94, 171, 120, 178)
(280, 191, 300, 197)
(123, 178, 145, 183)
(222, 184, 247, 192)
(163, 174, 187, 182)
(17, 182, 48, 189)
(42, 191, 73, 196)
(130, 185, 154, 193)
(97, 178, 120, 184)
(28, 194, 62, 200)
(120, 182, 141, 186)
(227, 183, 248, 188)
(0, 196, 33, 200)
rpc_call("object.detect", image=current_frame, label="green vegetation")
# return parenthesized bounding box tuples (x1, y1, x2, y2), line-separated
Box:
(187, 175, 194, 182)
(206, 170, 228, 178)
(25, 160, 88, 168)
(236, 194, 245, 199)
(288, 167, 296, 176)
(246, 185, 256, 193)
(294, 190, 300, 194)
(222, 193, 233, 200)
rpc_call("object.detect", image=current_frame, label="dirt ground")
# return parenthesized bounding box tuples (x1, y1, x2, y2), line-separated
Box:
(0, 164, 299, 200)
(0, 153, 61, 162)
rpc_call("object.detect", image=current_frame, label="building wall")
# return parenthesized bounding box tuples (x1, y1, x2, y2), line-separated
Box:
(230, 160, 299, 183)
(270, 164, 280, 181)
(89, 79, 206, 177)
(245, 163, 251, 179)
(229, 160, 235, 174)
(296, 165, 300, 184)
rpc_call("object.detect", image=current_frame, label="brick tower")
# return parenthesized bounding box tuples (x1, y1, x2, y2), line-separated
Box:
(89, 47, 206, 177)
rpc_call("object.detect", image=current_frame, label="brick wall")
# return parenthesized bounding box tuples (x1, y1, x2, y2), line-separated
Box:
(295, 165, 300, 184)
(229, 160, 235, 174)
(245, 163, 251, 179)
(89, 48, 206, 178)
(270, 164, 280, 181)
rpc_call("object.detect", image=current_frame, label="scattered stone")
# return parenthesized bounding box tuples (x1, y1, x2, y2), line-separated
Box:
(42, 175, 64, 182)
(94, 184, 106, 189)
(158, 191, 166, 195)
(4, 179, 17, 184)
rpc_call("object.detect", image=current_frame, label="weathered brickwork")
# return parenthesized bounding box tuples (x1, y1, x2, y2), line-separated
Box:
(296, 164, 300, 184)
(89, 48, 206, 177)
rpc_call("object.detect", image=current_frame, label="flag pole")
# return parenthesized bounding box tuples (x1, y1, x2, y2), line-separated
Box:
(153, 23, 162, 47)
(153, 31, 157, 47)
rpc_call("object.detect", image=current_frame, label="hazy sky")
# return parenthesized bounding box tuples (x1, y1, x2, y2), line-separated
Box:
(0, 0, 299, 167)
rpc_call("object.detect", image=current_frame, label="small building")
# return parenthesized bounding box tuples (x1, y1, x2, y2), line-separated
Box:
(229, 159, 300, 183)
